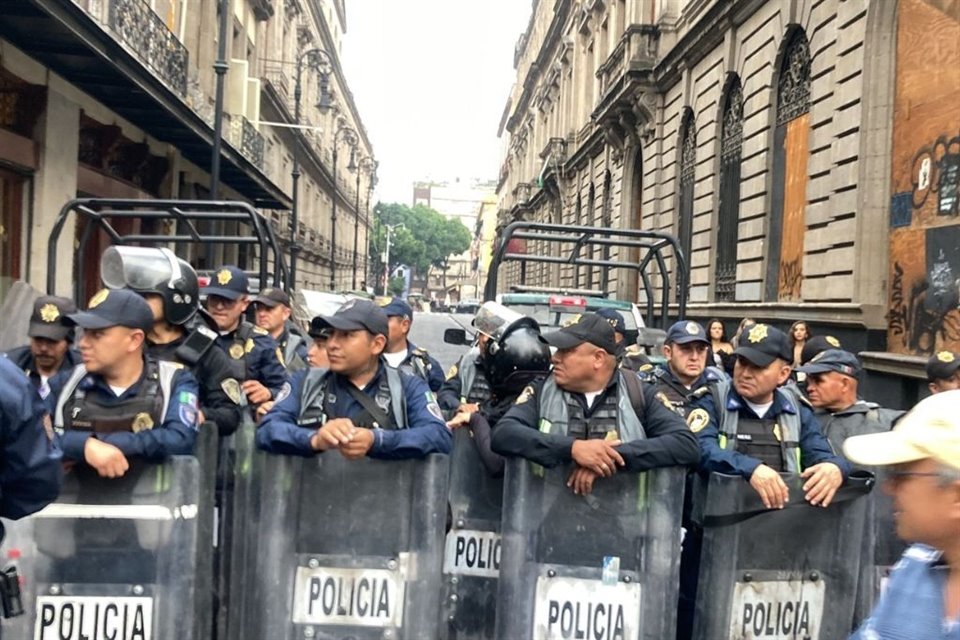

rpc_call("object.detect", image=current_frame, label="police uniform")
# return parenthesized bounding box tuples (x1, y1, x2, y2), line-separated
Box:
(202, 266, 288, 398)
(52, 289, 200, 463)
(380, 298, 444, 392)
(251, 288, 308, 373)
(148, 328, 244, 436)
(0, 356, 62, 538)
(491, 315, 700, 471)
(256, 300, 452, 459)
(693, 325, 850, 479)
(795, 349, 904, 454)
(648, 320, 726, 420)
(5, 295, 81, 398)
(437, 347, 493, 414)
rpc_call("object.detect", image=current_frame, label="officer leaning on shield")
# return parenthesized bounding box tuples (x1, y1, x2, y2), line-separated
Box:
(256, 299, 452, 459)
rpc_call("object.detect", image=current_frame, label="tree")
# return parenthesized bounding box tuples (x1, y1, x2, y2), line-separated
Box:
(368, 202, 472, 287)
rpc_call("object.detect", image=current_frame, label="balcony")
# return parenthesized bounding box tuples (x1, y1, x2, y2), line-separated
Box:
(72, 0, 188, 96)
(229, 115, 265, 169)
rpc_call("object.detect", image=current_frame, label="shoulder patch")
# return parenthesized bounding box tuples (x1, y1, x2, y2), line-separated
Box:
(244, 338, 255, 354)
(686, 408, 710, 433)
(445, 363, 459, 380)
(221, 378, 243, 405)
(274, 381, 292, 404)
(276, 347, 286, 367)
(515, 384, 535, 405)
(253, 326, 269, 335)
(655, 391, 674, 410)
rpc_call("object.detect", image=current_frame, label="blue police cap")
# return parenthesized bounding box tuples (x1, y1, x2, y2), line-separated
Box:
(66, 288, 154, 333)
(595, 308, 626, 334)
(313, 298, 388, 338)
(733, 323, 792, 367)
(665, 320, 709, 345)
(796, 349, 862, 378)
(202, 265, 249, 300)
(379, 297, 413, 319)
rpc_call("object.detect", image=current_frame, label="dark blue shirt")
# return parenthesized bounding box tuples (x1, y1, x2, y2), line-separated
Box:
(215, 323, 288, 398)
(693, 385, 851, 479)
(851, 544, 960, 639)
(5, 344, 81, 398)
(257, 363, 452, 460)
(0, 357, 62, 526)
(56, 362, 199, 462)
(387, 341, 444, 393)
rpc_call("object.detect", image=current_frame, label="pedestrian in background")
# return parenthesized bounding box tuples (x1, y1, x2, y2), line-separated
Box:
(789, 320, 812, 367)
(706, 318, 733, 370)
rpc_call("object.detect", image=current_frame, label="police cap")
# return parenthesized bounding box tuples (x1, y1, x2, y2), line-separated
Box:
(28, 295, 76, 341)
(312, 298, 388, 338)
(66, 288, 153, 333)
(665, 320, 709, 345)
(202, 265, 249, 300)
(542, 313, 621, 356)
(595, 308, 626, 335)
(252, 287, 291, 308)
(379, 297, 413, 319)
(733, 323, 792, 367)
(800, 335, 842, 365)
(926, 351, 960, 382)
(795, 349, 861, 378)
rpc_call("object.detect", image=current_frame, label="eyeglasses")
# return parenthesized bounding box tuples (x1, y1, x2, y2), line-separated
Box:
(206, 296, 240, 309)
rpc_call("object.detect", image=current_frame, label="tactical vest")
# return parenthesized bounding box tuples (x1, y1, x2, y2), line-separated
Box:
(397, 348, 433, 385)
(653, 366, 724, 418)
(296, 367, 407, 430)
(222, 321, 259, 380)
(536, 372, 647, 442)
(282, 332, 307, 373)
(54, 360, 179, 434)
(458, 353, 492, 405)
(710, 378, 802, 473)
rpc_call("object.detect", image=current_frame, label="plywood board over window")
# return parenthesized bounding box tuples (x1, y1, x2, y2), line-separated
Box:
(778, 113, 811, 300)
(886, 0, 960, 355)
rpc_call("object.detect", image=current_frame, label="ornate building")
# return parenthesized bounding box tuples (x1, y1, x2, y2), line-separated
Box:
(496, 0, 959, 406)
(0, 0, 375, 299)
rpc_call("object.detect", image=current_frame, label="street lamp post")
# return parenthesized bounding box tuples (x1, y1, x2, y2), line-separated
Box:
(330, 125, 358, 291)
(353, 157, 377, 290)
(382, 223, 404, 296)
(290, 48, 333, 288)
(364, 171, 378, 289)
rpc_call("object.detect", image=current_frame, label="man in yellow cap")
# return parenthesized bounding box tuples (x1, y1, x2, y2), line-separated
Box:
(843, 390, 960, 639)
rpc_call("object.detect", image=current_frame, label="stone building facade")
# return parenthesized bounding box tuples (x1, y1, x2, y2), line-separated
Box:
(0, 0, 374, 304)
(496, 0, 959, 405)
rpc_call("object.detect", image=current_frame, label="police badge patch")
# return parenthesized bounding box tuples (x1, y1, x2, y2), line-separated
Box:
(427, 400, 444, 421)
(132, 412, 155, 433)
(229, 344, 244, 359)
(446, 363, 459, 381)
(274, 382, 292, 404)
(244, 338, 255, 354)
(686, 409, 709, 433)
(515, 385, 535, 404)
(221, 378, 243, 405)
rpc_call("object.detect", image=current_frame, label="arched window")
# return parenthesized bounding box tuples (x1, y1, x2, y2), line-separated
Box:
(678, 109, 697, 280)
(600, 172, 613, 291)
(715, 76, 744, 302)
(766, 29, 812, 301)
(585, 184, 595, 287)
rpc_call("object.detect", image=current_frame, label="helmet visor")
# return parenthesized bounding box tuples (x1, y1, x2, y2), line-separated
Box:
(472, 301, 525, 341)
(101, 246, 180, 292)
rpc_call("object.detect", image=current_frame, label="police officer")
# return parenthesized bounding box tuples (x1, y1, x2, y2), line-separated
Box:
(796, 349, 904, 452)
(926, 350, 960, 394)
(446, 313, 551, 474)
(595, 307, 652, 371)
(693, 323, 850, 509)
(52, 289, 199, 478)
(492, 313, 700, 495)
(379, 297, 444, 392)
(256, 299, 452, 459)
(252, 287, 308, 372)
(0, 355, 62, 539)
(437, 302, 505, 417)
(649, 320, 725, 419)
(5, 295, 81, 399)
(100, 246, 244, 436)
(305, 319, 330, 369)
(201, 265, 287, 407)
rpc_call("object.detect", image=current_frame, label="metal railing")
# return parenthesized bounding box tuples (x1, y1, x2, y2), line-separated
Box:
(103, 0, 188, 96)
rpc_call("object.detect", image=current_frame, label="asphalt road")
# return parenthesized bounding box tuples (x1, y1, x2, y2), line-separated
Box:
(408, 312, 474, 373)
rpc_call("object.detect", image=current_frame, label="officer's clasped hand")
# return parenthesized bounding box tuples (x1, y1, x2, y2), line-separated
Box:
(800, 462, 843, 507)
(241, 380, 272, 405)
(749, 464, 790, 509)
(310, 418, 356, 451)
(83, 437, 130, 479)
(570, 439, 625, 478)
(446, 412, 471, 430)
(566, 466, 601, 495)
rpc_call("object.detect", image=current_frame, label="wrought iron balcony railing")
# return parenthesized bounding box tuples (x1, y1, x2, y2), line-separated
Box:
(228, 115, 265, 169)
(103, 0, 188, 96)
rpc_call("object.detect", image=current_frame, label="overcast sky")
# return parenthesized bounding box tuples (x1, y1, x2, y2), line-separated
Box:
(341, 1, 533, 204)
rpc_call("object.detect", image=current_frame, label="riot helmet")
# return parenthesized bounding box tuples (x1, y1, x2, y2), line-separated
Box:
(473, 301, 538, 341)
(101, 246, 199, 325)
(483, 321, 551, 396)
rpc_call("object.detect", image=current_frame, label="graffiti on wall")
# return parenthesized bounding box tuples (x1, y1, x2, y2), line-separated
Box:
(910, 132, 960, 217)
(887, 225, 960, 353)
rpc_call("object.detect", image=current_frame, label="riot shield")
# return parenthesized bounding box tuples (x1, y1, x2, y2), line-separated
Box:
(241, 451, 450, 640)
(495, 459, 685, 640)
(214, 410, 261, 640)
(0, 455, 212, 640)
(691, 472, 874, 639)
(0, 280, 40, 351)
(441, 428, 505, 639)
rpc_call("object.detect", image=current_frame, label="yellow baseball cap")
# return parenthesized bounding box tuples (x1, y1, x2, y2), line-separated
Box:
(842, 390, 960, 470)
